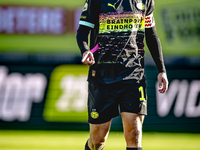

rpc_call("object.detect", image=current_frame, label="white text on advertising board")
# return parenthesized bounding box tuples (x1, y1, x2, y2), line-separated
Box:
(156, 80, 200, 118)
(0, 66, 47, 122)
(56, 75, 87, 112)
(0, 6, 66, 34)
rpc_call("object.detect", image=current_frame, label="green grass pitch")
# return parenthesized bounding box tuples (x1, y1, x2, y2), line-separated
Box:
(0, 130, 200, 150)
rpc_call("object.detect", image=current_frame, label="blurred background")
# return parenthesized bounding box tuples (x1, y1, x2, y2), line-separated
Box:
(0, 0, 200, 150)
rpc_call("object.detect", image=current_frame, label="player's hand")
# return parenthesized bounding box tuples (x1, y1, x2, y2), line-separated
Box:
(157, 72, 168, 94)
(82, 51, 95, 66)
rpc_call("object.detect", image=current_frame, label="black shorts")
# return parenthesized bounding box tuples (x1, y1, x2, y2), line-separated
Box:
(88, 81, 147, 124)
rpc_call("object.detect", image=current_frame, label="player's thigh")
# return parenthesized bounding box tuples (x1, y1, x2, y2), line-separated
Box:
(119, 82, 147, 115)
(88, 82, 120, 124)
(90, 120, 112, 143)
(121, 112, 144, 134)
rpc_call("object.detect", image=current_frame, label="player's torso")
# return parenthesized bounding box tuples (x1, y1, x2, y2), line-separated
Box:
(93, 0, 147, 65)
(88, 1, 149, 84)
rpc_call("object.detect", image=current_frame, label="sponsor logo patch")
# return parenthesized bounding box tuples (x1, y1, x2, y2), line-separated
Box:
(91, 110, 99, 119)
(108, 3, 116, 10)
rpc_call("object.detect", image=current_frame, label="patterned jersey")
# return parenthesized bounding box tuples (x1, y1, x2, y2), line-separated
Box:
(79, 0, 155, 84)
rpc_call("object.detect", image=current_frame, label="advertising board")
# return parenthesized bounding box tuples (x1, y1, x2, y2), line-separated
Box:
(153, 0, 200, 56)
(0, 56, 200, 132)
(43, 65, 88, 122)
(0, 0, 200, 56)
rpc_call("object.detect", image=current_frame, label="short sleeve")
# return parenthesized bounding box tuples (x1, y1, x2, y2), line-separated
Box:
(145, 0, 155, 28)
(79, 0, 100, 29)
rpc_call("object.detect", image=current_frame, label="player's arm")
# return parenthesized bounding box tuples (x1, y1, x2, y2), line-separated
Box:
(76, 0, 99, 66)
(76, 25, 95, 66)
(145, 26, 168, 93)
(145, 0, 168, 93)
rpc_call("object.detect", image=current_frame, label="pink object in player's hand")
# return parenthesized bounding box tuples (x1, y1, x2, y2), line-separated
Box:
(90, 44, 99, 53)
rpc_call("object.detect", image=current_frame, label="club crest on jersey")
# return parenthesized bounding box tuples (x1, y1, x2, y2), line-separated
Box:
(82, 2, 88, 12)
(136, 2, 145, 10)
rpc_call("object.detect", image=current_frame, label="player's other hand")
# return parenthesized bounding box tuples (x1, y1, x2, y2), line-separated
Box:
(157, 72, 168, 94)
(82, 51, 95, 66)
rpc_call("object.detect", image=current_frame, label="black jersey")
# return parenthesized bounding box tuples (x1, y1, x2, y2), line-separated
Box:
(79, 0, 155, 84)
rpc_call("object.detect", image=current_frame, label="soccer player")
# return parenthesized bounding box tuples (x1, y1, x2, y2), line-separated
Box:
(76, 0, 168, 150)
